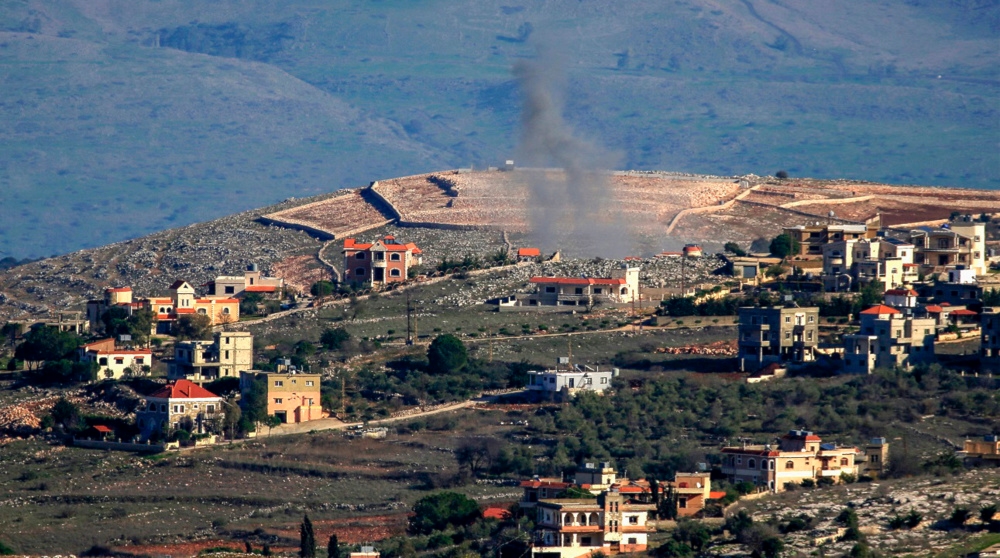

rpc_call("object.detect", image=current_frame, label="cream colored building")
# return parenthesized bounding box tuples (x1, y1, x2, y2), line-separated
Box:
(79, 338, 153, 381)
(842, 305, 935, 374)
(720, 430, 861, 492)
(168, 331, 253, 383)
(206, 264, 284, 298)
(532, 490, 655, 558)
(136, 379, 223, 439)
(982, 307, 1000, 374)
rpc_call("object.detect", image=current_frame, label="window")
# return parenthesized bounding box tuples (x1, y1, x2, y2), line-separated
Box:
(114, 357, 124, 364)
(206, 405, 215, 413)
(197, 308, 207, 314)
(678, 498, 687, 509)
(600, 377, 607, 384)
(747, 458, 756, 469)
(785, 316, 791, 323)
(308, 398, 314, 405)
(545, 287, 556, 293)
(225, 286, 235, 294)
(594, 288, 602, 294)
(223, 307, 230, 314)
(193, 404, 199, 409)
(575, 288, 583, 295)
(225, 350, 230, 359)
(627, 538, 637, 545)
(808, 315, 815, 323)
(807, 331, 813, 341)
(390, 269, 401, 277)
(160, 404, 167, 412)
(620, 287, 627, 295)
(274, 380, 284, 387)
(628, 516, 638, 524)
(136, 357, 144, 365)
(390, 253, 401, 261)
(356, 268, 365, 276)
(841, 457, 849, 466)
(586, 377, 592, 384)
(306, 381, 314, 387)
(292, 379, 297, 384)
(786, 461, 794, 469)
(173, 404, 184, 413)
(356, 252, 365, 259)
(274, 398, 283, 404)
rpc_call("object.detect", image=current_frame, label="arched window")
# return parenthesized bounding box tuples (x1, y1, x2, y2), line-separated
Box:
(620, 287, 628, 295)
(390, 269, 401, 277)
(786, 460, 794, 469)
(356, 268, 365, 276)
(223, 307, 230, 314)
(390, 253, 401, 261)
(197, 308, 207, 314)
(355, 252, 365, 259)
(747, 458, 756, 469)
(840, 457, 849, 466)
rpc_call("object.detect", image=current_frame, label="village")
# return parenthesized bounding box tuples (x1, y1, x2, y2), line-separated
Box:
(1, 172, 1000, 558)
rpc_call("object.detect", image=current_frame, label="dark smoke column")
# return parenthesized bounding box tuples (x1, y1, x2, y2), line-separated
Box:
(513, 48, 626, 257)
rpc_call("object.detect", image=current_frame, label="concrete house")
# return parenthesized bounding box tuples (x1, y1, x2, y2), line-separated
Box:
(502, 266, 639, 310)
(167, 331, 253, 384)
(720, 430, 861, 492)
(910, 216, 986, 274)
(531, 490, 655, 558)
(784, 223, 875, 257)
(79, 338, 152, 381)
(842, 305, 935, 374)
(136, 380, 223, 438)
(527, 359, 618, 398)
(343, 235, 422, 287)
(981, 307, 1000, 373)
(518, 247, 542, 262)
(737, 305, 819, 371)
(239, 369, 324, 424)
(205, 264, 284, 298)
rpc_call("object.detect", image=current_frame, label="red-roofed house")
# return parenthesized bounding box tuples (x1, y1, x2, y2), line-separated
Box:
(136, 379, 223, 438)
(483, 507, 513, 520)
(504, 265, 639, 309)
(720, 430, 861, 492)
(79, 339, 153, 381)
(517, 247, 542, 262)
(682, 245, 703, 257)
(343, 235, 422, 286)
(883, 288, 918, 309)
(843, 304, 936, 374)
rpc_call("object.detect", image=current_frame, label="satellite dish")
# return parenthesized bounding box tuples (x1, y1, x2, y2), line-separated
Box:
(828, 210, 835, 218)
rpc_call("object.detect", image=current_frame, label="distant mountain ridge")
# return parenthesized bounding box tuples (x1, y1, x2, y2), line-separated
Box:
(0, 0, 997, 258)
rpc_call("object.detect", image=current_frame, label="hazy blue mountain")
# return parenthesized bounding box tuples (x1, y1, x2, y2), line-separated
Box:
(1, 0, 997, 258)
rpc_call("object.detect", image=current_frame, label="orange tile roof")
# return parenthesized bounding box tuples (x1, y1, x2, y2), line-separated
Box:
(92, 349, 152, 356)
(950, 309, 978, 316)
(175, 308, 196, 314)
(198, 298, 238, 304)
(244, 285, 277, 292)
(148, 380, 221, 400)
(93, 425, 113, 433)
(708, 491, 727, 500)
(518, 247, 541, 257)
(520, 480, 571, 489)
(860, 304, 901, 315)
(531, 277, 626, 286)
(482, 507, 512, 520)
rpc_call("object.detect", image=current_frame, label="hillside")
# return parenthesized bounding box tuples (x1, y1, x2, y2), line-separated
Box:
(1, 0, 998, 258)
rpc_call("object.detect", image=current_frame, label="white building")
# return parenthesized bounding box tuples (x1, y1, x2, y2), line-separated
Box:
(79, 338, 153, 381)
(527, 359, 618, 397)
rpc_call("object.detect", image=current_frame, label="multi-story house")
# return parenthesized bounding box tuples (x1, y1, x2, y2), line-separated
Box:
(737, 305, 819, 372)
(342, 235, 422, 287)
(981, 307, 1000, 374)
(861, 437, 889, 478)
(720, 430, 861, 492)
(961, 435, 1000, 466)
(532, 490, 655, 558)
(883, 288, 918, 308)
(79, 338, 153, 381)
(239, 368, 324, 424)
(167, 331, 253, 383)
(87, 281, 240, 335)
(842, 305, 935, 374)
(910, 216, 985, 275)
(821, 237, 915, 293)
(508, 266, 639, 309)
(205, 264, 284, 298)
(136, 379, 224, 438)
(783, 224, 875, 257)
(527, 360, 618, 398)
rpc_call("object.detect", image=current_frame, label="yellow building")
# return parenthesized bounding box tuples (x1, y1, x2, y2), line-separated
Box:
(720, 430, 861, 492)
(240, 369, 324, 424)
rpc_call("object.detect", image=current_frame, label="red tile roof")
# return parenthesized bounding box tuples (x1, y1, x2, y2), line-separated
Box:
(244, 285, 277, 292)
(860, 304, 901, 315)
(531, 277, 626, 286)
(92, 349, 152, 356)
(92, 425, 113, 434)
(200, 298, 238, 304)
(149, 380, 221, 400)
(518, 247, 541, 257)
(106, 287, 132, 293)
(924, 305, 943, 313)
(950, 309, 978, 316)
(482, 507, 512, 520)
(520, 480, 571, 489)
(708, 491, 727, 500)
(174, 308, 196, 314)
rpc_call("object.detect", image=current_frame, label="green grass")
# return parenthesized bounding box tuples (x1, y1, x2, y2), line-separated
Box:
(932, 531, 1000, 558)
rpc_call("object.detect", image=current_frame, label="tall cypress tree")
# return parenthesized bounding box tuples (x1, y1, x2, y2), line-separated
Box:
(300, 515, 316, 558)
(327, 534, 339, 558)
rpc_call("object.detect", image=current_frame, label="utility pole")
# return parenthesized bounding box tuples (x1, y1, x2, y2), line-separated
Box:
(487, 326, 494, 363)
(406, 290, 413, 346)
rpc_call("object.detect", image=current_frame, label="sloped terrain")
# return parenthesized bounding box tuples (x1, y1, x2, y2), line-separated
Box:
(0, 0, 997, 259)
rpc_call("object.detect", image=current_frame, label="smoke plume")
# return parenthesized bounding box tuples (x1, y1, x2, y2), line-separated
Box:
(512, 46, 628, 257)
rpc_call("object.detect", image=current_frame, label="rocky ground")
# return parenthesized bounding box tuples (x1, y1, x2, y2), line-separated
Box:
(727, 468, 1000, 557)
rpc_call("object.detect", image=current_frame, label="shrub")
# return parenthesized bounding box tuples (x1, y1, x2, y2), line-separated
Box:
(409, 492, 480, 534)
(950, 507, 971, 526)
(840, 472, 857, 484)
(800, 478, 815, 488)
(816, 476, 835, 487)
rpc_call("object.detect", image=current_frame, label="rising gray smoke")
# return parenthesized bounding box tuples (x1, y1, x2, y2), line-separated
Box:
(512, 46, 629, 257)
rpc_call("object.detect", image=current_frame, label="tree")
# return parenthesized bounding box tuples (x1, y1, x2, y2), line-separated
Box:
(300, 515, 316, 558)
(659, 486, 678, 520)
(409, 492, 481, 534)
(222, 398, 242, 440)
(775, 170, 789, 179)
(265, 414, 283, 436)
(326, 534, 338, 558)
(723, 242, 747, 257)
(427, 334, 467, 375)
(980, 503, 997, 524)
(764, 264, 787, 279)
(672, 519, 710, 552)
(101, 306, 131, 338)
(983, 288, 1000, 306)
(127, 308, 156, 346)
(240, 293, 265, 316)
(950, 507, 971, 527)
(321, 327, 351, 351)
(14, 326, 82, 367)
(311, 281, 335, 297)
(50, 397, 82, 431)
(173, 314, 212, 340)
(768, 233, 799, 259)
(241, 376, 269, 427)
